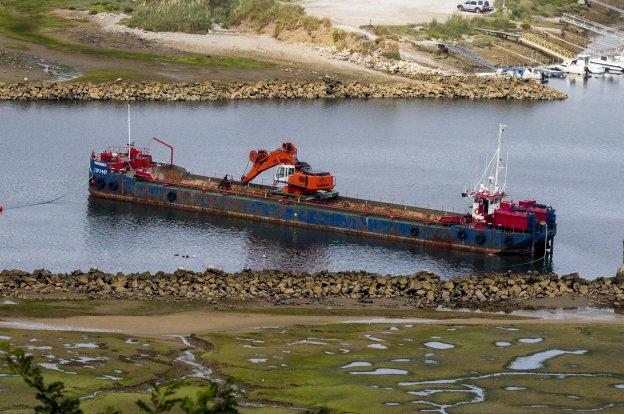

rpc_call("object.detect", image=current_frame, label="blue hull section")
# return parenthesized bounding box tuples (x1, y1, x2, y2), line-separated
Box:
(89, 169, 553, 255)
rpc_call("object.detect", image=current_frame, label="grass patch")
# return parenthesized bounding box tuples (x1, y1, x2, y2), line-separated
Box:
(506, 0, 581, 18)
(219, 306, 526, 320)
(1, 0, 136, 14)
(0, 299, 213, 318)
(76, 69, 165, 82)
(425, 12, 516, 40)
(2, 41, 30, 51)
(0, 5, 265, 69)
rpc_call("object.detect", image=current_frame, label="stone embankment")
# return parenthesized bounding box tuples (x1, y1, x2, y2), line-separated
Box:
(0, 78, 566, 101)
(1, 269, 622, 309)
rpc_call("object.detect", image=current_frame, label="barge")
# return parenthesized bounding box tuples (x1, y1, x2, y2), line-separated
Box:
(89, 124, 556, 257)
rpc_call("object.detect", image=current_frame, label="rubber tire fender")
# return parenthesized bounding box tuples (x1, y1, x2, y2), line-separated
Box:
(95, 178, 105, 190)
(504, 235, 514, 248)
(167, 191, 177, 203)
(476, 232, 486, 245)
(457, 229, 467, 241)
(108, 181, 119, 191)
(410, 226, 420, 237)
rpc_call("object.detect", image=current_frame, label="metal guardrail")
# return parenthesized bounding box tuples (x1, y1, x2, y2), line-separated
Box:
(520, 33, 576, 60)
(560, 13, 624, 42)
(588, 0, 624, 15)
(442, 42, 497, 71)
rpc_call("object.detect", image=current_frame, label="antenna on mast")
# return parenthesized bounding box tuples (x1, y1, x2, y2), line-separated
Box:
(494, 123, 506, 190)
(127, 104, 133, 158)
(503, 151, 509, 191)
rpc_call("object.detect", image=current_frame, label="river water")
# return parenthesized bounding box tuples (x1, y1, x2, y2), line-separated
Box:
(0, 76, 622, 278)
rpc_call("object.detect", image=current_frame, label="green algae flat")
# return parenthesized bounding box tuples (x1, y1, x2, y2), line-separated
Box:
(2, 302, 624, 413)
(0, 328, 185, 412)
(200, 323, 624, 413)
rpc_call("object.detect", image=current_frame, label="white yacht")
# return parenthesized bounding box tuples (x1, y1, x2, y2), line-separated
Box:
(590, 54, 624, 74)
(552, 55, 605, 75)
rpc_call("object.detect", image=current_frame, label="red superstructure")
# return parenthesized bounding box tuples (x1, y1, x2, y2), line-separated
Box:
(91, 146, 154, 173)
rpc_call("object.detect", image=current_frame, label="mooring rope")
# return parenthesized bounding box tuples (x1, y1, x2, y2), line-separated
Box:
(2, 176, 90, 211)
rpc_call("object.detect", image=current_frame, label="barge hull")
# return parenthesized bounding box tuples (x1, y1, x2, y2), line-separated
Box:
(89, 171, 550, 255)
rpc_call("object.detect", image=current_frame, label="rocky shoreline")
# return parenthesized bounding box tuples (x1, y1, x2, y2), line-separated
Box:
(0, 78, 566, 101)
(2, 268, 623, 310)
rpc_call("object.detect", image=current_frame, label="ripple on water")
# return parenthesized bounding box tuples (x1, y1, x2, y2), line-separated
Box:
(341, 361, 372, 369)
(349, 368, 408, 376)
(367, 343, 388, 350)
(289, 339, 328, 345)
(504, 386, 527, 391)
(424, 341, 454, 350)
(508, 349, 587, 370)
(518, 338, 543, 344)
(615, 384, 624, 389)
(364, 334, 385, 342)
(64, 343, 99, 349)
(249, 358, 267, 364)
(495, 342, 512, 347)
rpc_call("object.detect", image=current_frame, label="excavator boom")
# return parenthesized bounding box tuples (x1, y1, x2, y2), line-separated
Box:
(241, 142, 297, 184)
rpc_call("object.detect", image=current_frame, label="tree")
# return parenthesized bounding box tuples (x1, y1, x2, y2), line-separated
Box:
(179, 381, 238, 414)
(0, 343, 82, 414)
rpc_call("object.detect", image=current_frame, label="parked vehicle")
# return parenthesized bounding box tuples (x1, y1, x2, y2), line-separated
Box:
(457, 0, 493, 13)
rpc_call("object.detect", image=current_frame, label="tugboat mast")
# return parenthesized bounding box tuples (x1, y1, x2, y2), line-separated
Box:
(494, 123, 506, 192)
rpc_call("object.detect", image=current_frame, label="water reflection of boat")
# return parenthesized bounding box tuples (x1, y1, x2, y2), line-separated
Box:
(86, 196, 552, 276)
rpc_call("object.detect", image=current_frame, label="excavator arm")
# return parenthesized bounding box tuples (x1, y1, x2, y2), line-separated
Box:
(240, 142, 298, 184)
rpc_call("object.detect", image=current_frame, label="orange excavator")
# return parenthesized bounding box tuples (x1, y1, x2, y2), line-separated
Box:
(240, 142, 338, 199)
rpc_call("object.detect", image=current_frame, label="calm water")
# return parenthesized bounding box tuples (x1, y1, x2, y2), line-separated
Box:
(0, 76, 622, 278)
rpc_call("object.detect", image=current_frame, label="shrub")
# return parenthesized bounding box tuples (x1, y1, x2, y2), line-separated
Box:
(380, 41, 401, 60)
(426, 15, 473, 39)
(228, 0, 326, 37)
(425, 12, 514, 40)
(126, 0, 214, 34)
(331, 28, 345, 43)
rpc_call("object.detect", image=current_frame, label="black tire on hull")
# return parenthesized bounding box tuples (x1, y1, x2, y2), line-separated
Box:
(108, 181, 119, 191)
(504, 236, 514, 248)
(95, 178, 105, 190)
(457, 229, 467, 241)
(167, 191, 177, 203)
(476, 233, 486, 245)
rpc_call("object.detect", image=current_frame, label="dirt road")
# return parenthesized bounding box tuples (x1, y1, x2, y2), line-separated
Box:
(297, 0, 460, 28)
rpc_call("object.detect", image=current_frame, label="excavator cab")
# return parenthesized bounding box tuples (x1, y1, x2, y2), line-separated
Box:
(274, 164, 296, 184)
